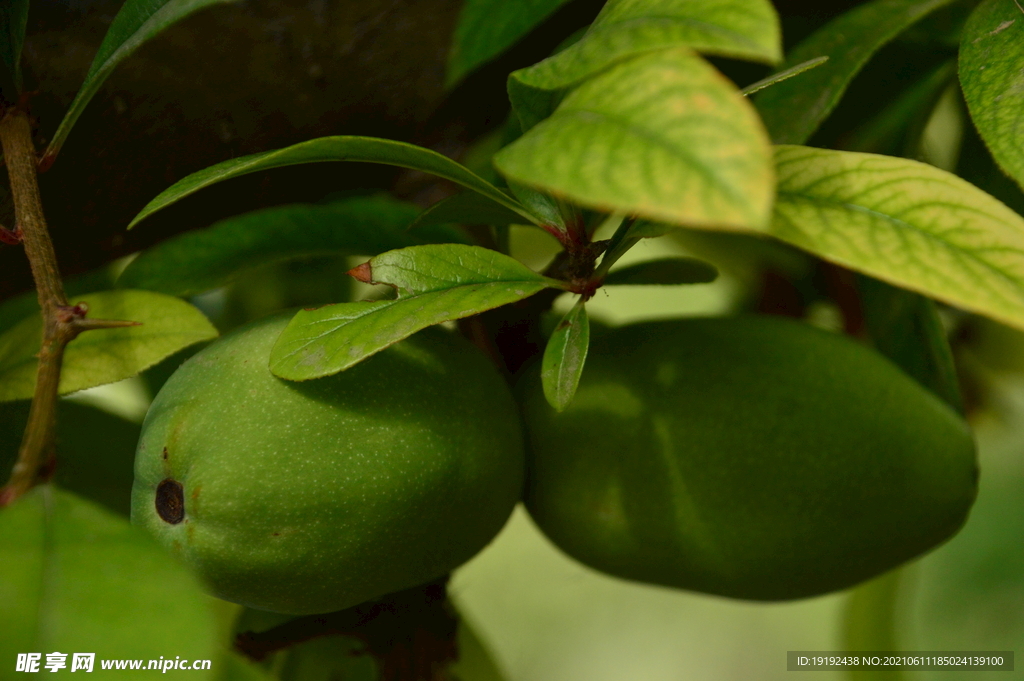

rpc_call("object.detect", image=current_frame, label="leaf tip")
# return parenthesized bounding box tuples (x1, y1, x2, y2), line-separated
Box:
(347, 261, 374, 284)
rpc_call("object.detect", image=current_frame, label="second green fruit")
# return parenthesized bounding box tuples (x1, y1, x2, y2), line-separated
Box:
(522, 315, 977, 600)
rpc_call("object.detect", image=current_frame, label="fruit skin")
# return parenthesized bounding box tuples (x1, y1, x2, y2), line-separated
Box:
(521, 315, 977, 601)
(131, 314, 524, 615)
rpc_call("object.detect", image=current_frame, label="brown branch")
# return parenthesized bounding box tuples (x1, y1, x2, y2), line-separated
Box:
(0, 109, 95, 506)
(234, 578, 458, 681)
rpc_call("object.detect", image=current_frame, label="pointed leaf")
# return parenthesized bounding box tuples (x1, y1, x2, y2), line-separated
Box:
(509, 0, 781, 129)
(603, 257, 718, 286)
(739, 56, 829, 96)
(447, 0, 573, 87)
(0, 290, 217, 402)
(541, 299, 589, 411)
(128, 136, 540, 229)
(0, 486, 219, 671)
(409, 191, 531, 234)
(0, 0, 29, 95)
(959, 0, 1024, 192)
(43, 0, 239, 166)
(118, 196, 465, 297)
(270, 244, 558, 379)
(771, 145, 1024, 332)
(496, 48, 774, 231)
(755, 0, 956, 145)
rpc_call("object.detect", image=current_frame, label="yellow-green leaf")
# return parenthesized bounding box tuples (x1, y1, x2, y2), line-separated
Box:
(959, 0, 1024, 192)
(495, 48, 774, 231)
(771, 145, 1024, 332)
(0, 290, 217, 402)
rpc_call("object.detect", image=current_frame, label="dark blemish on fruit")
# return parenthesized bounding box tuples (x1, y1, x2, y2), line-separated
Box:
(156, 478, 185, 524)
(162, 447, 168, 460)
(272, 532, 280, 536)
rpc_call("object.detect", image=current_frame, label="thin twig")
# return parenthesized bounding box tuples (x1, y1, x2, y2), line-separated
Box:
(0, 109, 133, 506)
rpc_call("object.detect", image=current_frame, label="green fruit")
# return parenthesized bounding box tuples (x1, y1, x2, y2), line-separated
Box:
(522, 315, 977, 600)
(131, 314, 524, 615)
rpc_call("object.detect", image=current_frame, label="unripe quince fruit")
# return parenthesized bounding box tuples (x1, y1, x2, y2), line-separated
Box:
(521, 315, 977, 600)
(131, 315, 524, 615)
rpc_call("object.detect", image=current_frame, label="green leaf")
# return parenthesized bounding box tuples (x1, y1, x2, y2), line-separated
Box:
(602, 257, 718, 286)
(496, 48, 774, 231)
(0, 290, 217, 402)
(755, 0, 957, 145)
(0, 0, 29, 95)
(959, 0, 1024, 192)
(0, 486, 219, 673)
(409, 192, 531, 234)
(858, 276, 963, 413)
(447, 0, 573, 87)
(0, 402, 141, 516)
(129, 136, 539, 229)
(739, 56, 829, 96)
(541, 298, 589, 411)
(508, 0, 781, 130)
(43, 0, 238, 166)
(771, 145, 1024, 333)
(119, 197, 465, 297)
(270, 245, 558, 380)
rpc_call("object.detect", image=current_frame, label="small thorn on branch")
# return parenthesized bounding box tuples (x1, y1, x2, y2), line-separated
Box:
(55, 301, 141, 334)
(74, 318, 142, 332)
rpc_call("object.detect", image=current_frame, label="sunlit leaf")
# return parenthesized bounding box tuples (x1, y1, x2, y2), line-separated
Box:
(0, 486, 219, 673)
(0, 290, 217, 402)
(270, 245, 559, 380)
(509, 0, 781, 130)
(771, 145, 1024, 332)
(0, 0, 29, 95)
(755, 0, 956, 145)
(447, 0, 573, 87)
(542, 299, 589, 412)
(128, 137, 540, 229)
(602, 258, 718, 286)
(496, 48, 774, 231)
(43, 0, 239, 166)
(119, 197, 465, 297)
(959, 0, 1024, 192)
